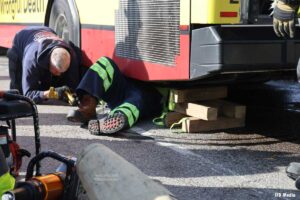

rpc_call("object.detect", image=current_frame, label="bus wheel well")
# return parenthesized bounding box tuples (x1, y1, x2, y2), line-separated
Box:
(45, 0, 81, 48)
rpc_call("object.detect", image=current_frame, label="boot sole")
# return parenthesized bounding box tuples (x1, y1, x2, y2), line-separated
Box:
(88, 113, 126, 135)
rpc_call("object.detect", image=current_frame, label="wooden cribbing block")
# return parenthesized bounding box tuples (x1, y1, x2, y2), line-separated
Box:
(174, 103, 218, 121)
(171, 86, 228, 103)
(164, 112, 187, 128)
(200, 100, 246, 119)
(182, 117, 245, 133)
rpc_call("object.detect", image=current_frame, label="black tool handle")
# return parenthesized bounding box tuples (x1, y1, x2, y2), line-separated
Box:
(26, 151, 75, 180)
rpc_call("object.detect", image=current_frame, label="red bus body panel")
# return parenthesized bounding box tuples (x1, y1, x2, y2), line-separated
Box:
(0, 24, 190, 81)
(81, 28, 190, 81)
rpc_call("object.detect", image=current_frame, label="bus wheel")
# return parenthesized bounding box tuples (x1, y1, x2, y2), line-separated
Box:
(48, 0, 80, 47)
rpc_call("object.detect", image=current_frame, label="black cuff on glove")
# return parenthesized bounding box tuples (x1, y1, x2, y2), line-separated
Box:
(274, 6, 296, 21)
(55, 86, 70, 100)
(280, 0, 300, 6)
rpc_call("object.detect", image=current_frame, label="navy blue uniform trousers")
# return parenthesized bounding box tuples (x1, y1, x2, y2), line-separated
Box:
(77, 57, 163, 127)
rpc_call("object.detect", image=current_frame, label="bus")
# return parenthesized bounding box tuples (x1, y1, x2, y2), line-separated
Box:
(0, 0, 299, 83)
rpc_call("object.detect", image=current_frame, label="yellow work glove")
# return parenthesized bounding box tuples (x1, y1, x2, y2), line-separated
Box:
(47, 87, 59, 99)
(273, 0, 299, 38)
(47, 86, 69, 100)
(47, 86, 78, 106)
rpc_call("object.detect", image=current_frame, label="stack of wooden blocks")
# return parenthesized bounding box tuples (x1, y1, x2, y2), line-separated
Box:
(165, 86, 246, 133)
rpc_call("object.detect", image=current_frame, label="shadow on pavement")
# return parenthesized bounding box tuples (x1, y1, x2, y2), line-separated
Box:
(166, 185, 299, 200)
(15, 136, 300, 200)
(228, 81, 300, 142)
(16, 136, 300, 178)
(15, 113, 80, 126)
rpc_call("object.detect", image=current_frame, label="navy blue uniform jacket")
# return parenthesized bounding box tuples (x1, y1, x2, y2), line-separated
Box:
(10, 26, 81, 103)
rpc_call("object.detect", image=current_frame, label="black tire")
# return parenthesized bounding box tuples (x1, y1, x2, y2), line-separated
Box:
(49, 0, 80, 47)
(296, 177, 300, 190)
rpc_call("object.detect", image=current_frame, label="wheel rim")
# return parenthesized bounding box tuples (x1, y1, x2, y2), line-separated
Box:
(53, 14, 70, 42)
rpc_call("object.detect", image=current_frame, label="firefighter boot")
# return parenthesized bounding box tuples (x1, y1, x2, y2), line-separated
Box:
(286, 162, 300, 180)
(67, 95, 97, 123)
(88, 111, 128, 135)
(286, 162, 300, 190)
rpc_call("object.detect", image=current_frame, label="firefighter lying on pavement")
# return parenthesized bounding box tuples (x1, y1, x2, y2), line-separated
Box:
(67, 56, 163, 135)
(7, 26, 83, 104)
(272, 0, 300, 189)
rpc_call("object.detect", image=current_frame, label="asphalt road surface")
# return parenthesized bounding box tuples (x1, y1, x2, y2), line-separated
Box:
(0, 56, 300, 200)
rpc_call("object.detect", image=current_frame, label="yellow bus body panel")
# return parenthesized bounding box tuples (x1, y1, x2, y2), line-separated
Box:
(180, 0, 190, 25)
(0, 0, 241, 25)
(192, 0, 240, 24)
(75, 0, 118, 26)
(76, 0, 190, 26)
(0, 0, 47, 23)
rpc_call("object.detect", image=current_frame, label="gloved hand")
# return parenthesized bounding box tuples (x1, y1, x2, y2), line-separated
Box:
(46, 86, 70, 100)
(273, 0, 299, 38)
(55, 86, 71, 100)
(54, 86, 78, 106)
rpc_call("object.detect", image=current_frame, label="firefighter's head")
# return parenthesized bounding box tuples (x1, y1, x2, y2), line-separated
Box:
(49, 47, 71, 76)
